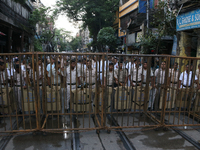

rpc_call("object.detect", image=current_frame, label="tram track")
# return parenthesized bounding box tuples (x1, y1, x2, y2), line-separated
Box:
(150, 112, 200, 149)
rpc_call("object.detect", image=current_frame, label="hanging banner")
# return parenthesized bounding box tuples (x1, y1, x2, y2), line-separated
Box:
(171, 35, 177, 56)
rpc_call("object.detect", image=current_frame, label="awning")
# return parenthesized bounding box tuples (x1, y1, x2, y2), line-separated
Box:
(0, 32, 6, 36)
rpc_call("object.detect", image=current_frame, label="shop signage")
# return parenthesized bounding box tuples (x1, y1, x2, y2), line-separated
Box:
(177, 9, 200, 31)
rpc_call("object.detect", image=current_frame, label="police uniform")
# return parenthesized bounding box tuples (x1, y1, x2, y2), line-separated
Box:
(84, 67, 97, 89)
(29, 68, 45, 113)
(142, 68, 153, 87)
(114, 68, 127, 84)
(128, 66, 142, 86)
(13, 69, 26, 111)
(62, 66, 80, 110)
(48, 67, 61, 85)
(169, 68, 179, 87)
(179, 71, 198, 88)
(151, 68, 170, 110)
(0, 69, 11, 88)
(104, 70, 117, 86)
(126, 62, 135, 86)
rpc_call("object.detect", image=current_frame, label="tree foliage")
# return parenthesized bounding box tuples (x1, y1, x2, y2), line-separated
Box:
(136, 0, 177, 54)
(55, 0, 119, 51)
(29, 7, 71, 52)
(70, 36, 82, 51)
(97, 27, 117, 50)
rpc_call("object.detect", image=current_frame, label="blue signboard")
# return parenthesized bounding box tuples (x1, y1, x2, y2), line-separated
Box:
(177, 9, 200, 31)
(138, 0, 154, 13)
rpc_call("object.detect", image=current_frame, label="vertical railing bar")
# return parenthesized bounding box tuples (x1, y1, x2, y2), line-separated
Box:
(25, 54, 32, 129)
(44, 54, 48, 129)
(7, 55, 13, 131)
(19, 55, 25, 130)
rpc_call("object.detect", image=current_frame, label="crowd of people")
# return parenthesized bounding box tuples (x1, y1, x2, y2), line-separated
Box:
(0, 54, 200, 113)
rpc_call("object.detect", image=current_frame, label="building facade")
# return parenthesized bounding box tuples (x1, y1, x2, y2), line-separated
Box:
(0, 0, 34, 53)
(176, 0, 200, 60)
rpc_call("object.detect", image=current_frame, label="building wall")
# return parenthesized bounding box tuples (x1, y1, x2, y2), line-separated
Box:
(118, 0, 138, 37)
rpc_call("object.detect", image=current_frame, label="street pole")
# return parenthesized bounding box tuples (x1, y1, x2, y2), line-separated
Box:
(147, 0, 149, 29)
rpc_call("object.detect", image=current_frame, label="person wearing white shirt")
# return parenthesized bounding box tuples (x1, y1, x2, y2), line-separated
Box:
(179, 64, 198, 89)
(152, 61, 170, 110)
(125, 57, 135, 86)
(84, 60, 97, 89)
(62, 59, 81, 111)
(141, 61, 154, 110)
(127, 59, 142, 87)
(169, 62, 179, 88)
(195, 64, 200, 84)
(48, 61, 62, 86)
(0, 61, 11, 88)
(46, 57, 55, 76)
(113, 57, 119, 70)
(13, 64, 27, 112)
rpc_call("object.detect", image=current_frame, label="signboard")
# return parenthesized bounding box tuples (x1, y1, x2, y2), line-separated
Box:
(177, 9, 200, 31)
(138, 0, 154, 13)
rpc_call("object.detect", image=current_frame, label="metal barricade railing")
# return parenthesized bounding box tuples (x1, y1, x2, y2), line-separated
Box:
(0, 52, 199, 135)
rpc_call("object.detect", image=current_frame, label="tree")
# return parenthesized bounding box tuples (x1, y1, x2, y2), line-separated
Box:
(29, 7, 55, 51)
(135, 0, 177, 54)
(55, 0, 119, 51)
(97, 27, 117, 52)
(70, 36, 82, 51)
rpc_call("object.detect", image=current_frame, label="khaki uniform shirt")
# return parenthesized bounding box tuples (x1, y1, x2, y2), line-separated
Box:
(104, 70, 117, 86)
(154, 69, 169, 85)
(114, 68, 127, 83)
(142, 68, 153, 83)
(48, 68, 61, 84)
(169, 68, 179, 83)
(0, 69, 11, 87)
(29, 68, 44, 85)
(128, 67, 142, 82)
(196, 69, 200, 83)
(13, 70, 26, 86)
(84, 68, 97, 84)
(62, 66, 80, 84)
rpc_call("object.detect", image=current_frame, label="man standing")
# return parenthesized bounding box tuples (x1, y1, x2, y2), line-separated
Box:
(62, 59, 81, 111)
(0, 61, 11, 88)
(46, 57, 55, 76)
(128, 59, 142, 87)
(13, 64, 27, 113)
(179, 64, 198, 89)
(152, 61, 170, 110)
(104, 62, 118, 87)
(84, 60, 97, 89)
(169, 62, 179, 88)
(178, 64, 198, 109)
(114, 60, 127, 86)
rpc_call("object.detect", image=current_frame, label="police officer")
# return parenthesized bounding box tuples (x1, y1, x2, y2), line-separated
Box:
(0, 61, 11, 88)
(169, 62, 179, 88)
(128, 58, 142, 87)
(179, 64, 198, 89)
(84, 59, 97, 89)
(104, 62, 118, 87)
(13, 64, 27, 113)
(152, 61, 170, 110)
(114, 60, 127, 86)
(62, 59, 81, 112)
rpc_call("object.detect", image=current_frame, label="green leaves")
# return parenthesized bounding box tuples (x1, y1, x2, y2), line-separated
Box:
(97, 27, 117, 48)
(139, 0, 177, 54)
(56, 0, 119, 50)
